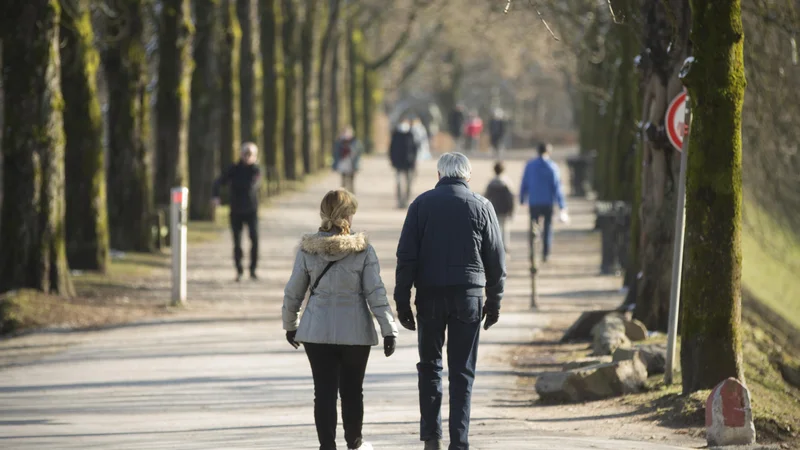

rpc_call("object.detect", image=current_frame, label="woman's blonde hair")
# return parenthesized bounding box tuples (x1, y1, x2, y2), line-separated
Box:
(319, 189, 358, 235)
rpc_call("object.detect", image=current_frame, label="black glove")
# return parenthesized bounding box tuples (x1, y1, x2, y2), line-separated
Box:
(286, 330, 300, 349)
(398, 309, 416, 331)
(482, 304, 499, 330)
(384, 336, 396, 357)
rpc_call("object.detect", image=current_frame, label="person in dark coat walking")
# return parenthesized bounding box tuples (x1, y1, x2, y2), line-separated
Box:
(212, 142, 261, 281)
(389, 118, 419, 208)
(484, 161, 515, 252)
(488, 109, 508, 158)
(448, 105, 466, 151)
(394, 152, 507, 450)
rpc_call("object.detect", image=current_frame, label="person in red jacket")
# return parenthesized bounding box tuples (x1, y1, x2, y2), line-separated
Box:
(464, 111, 483, 154)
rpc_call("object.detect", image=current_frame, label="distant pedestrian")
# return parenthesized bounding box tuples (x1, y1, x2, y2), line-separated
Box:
(484, 161, 515, 252)
(448, 105, 466, 151)
(333, 126, 363, 193)
(519, 143, 569, 263)
(211, 142, 261, 282)
(395, 152, 506, 450)
(489, 109, 508, 157)
(389, 118, 420, 208)
(411, 117, 432, 162)
(283, 189, 398, 450)
(464, 111, 483, 154)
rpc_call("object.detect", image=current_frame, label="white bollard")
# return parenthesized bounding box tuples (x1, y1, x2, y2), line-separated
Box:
(170, 187, 188, 306)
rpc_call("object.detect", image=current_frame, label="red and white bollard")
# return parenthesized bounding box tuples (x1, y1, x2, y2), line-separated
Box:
(706, 377, 756, 447)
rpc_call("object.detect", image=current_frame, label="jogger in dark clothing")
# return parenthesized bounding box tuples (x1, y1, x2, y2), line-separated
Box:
(305, 343, 371, 450)
(212, 142, 261, 281)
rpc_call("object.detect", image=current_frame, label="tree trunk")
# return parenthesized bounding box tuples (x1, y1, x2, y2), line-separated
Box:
(318, 0, 341, 169)
(237, 0, 261, 147)
(155, 0, 192, 206)
(260, 0, 283, 188)
(633, 0, 690, 332)
(220, 0, 241, 168)
(361, 67, 379, 154)
(102, 0, 155, 252)
(347, 26, 364, 141)
(680, 0, 746, 393)
(61, 0, 110, 272)
(282, 0, 299, 181)
(330, 32, 342, 141)
(0, 0, 74, 295)
(300, 0, 318, 174)
(188, 0, 222, 220)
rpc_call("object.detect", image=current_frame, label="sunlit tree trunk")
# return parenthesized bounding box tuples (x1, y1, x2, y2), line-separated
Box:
(102, 0, 155, 251)
(155, 0, 193, 205)
(318, 0, 341, 168)
(0, 0, 74, 295)
(260, 0, 283, 187)
(300, 0, 318, 174)
(282, 0, 299, 181)
(220, 0, 241, 168)
(680, 0, 746, 393)
(188, 0, 222, 220)
(61, 0, 110, 272)
(238, 0, 261, 148)
(347, 26, 364, 142)
(633, 0, 690, 331)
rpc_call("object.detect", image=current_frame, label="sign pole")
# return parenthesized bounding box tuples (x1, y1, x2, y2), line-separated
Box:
(170, 187, 189, 306)
(664, 99, 692, 385)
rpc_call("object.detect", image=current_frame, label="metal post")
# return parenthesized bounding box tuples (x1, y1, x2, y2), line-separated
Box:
(530, 218, 539, 309)
(170, 187, 189, 306)
(665, 103, 692, 385)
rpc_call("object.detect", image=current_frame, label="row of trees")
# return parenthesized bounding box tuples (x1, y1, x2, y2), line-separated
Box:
(0, 0, 429, 295)
(538, 0, 752, 393)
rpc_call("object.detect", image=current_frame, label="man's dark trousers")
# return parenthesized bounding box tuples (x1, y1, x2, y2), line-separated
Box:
(230, 211, 258, 275)
(417, 288, 482, 450)
(529, 205, 553, 261)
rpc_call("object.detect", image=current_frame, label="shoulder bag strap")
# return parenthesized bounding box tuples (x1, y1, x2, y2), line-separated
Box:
(310, 260, 337, 296)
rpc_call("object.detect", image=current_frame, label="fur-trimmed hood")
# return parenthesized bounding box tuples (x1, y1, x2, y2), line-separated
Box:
(300, 232, 369, 261)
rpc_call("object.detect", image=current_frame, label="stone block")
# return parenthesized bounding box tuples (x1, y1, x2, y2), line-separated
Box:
(705, 378, 756, 447)
(561, 309, 616, 343)
(623, 318, 648, 341)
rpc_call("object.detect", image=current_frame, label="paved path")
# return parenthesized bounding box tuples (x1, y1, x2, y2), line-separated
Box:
(0, 150, 689, 449)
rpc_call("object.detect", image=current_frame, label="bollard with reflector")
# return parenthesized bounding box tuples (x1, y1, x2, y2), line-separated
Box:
(170, 187, 188, 306)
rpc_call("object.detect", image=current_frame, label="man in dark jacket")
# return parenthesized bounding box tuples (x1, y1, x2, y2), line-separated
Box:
(212, 142, 261, 281)
(448, 105, 466, 151)
(389, 118, 419, 208)
(395, 152, 507, 450)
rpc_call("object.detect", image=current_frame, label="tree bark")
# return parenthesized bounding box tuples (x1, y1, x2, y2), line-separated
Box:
(101, 0, 155, 252)
(0, 0, 74, 295)
(237, 0, 261, 147)
(362, 67, 378, 154)
(188, 0, 222, 220)
(155, 0, 193, 206)
(220, 0, 241, 168)
(61, 0, 110, 272)
(259, 0, 283, 187)
(347, 26, 364, 142)
(680, 0, 746, 393)
(633, 0, 690, 332)
(318, 0, 341, 168)
(330, 32, 342, 142)
(282, 0, 299, 181)
(300, 0, 318, 174)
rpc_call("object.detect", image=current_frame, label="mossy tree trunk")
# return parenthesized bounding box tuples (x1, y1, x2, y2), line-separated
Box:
(282, 0, 299, 181)
(220, 0, 241, 168)
(101, 0, 155, 252)
(633, 0, 690, 332)
(361, 67, 379, 155)
(0, 0, 74, 296)
(237, 0, 261, 148)
(330, 32, 342, 143)
(155, 0, 193, 206)
(318, 0, 341, 168)
(60, 0, 110, 272)
(300, 0, 318, 174)
(188, 0, 222, 220)
(259, 0, 283, 188)
(347, 26, 364, 142)
(680, 0, 746, 393)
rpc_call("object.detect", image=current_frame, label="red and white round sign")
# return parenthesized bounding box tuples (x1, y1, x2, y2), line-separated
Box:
(665, 90, 688, 152)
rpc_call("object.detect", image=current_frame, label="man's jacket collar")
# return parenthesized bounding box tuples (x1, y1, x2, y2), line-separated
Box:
(436, 177, 469, 189)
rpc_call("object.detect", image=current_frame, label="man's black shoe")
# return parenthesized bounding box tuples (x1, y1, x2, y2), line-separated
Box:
(250, 271, 258, 281)
(424, 439, 443, 450)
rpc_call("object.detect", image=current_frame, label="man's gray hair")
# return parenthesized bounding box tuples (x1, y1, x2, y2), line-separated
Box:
(437, 152, 472, 179)
(241, 142, 258, 157)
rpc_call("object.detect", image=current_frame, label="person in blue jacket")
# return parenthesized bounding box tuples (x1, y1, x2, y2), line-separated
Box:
(520, 142, 568, 263)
